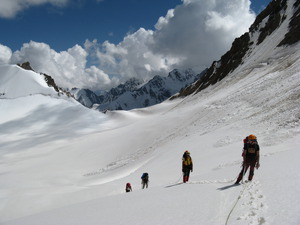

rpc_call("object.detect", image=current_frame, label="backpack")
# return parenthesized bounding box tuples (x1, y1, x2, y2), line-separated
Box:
(243, 136, 248, 144)
(126, 183, 132, 192)
(141, 173, 149, 180)
(182, 156, 192, 166)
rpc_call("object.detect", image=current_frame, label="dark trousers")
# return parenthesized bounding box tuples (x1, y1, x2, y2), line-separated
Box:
(142, 179, 148, 189)
(183, 169, 191, 183)
(236, 161, 256, 183)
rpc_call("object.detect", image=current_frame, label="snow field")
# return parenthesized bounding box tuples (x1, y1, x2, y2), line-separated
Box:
(1, 5, 300, 223)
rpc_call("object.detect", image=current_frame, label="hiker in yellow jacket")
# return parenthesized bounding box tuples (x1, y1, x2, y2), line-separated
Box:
(182, 151, 193, 183)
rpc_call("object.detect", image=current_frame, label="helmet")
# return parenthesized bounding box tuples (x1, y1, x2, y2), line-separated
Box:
(185, 150, 190, 154)
(248, 134, 257, 140)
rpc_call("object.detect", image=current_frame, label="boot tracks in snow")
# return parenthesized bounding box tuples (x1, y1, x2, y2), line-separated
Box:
(225, 180, 250, 225)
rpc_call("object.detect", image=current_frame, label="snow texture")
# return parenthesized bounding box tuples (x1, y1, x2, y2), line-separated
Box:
(0, 2, 300, 224)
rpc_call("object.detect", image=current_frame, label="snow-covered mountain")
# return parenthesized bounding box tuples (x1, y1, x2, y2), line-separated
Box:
(73, 68, 201, 110)
(71, 77, 143, 108)
(98, 68, 201, 111)
(0, 0, 300, 225)
(174, 0, 300, 98)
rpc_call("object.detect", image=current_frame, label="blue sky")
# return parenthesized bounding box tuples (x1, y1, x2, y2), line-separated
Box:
(0, 0, 184, 51)
(0, 0, 272, 91)
(0, 0, 271, 52)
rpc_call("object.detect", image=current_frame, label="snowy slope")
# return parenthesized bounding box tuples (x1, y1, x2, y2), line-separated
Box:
(1, 43, 299, 225)
(1, 1, 300, 225)
(0, 64, 57, 99)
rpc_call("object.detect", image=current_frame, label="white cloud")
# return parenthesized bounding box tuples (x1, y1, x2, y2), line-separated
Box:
(155, 9, 175, 30)
(85, 66, 118, 88)
(149, 0, 255, 71)
(1, 0, 256, 92)
(87, 28, 180, 83)
(7, 41, 115, 91)
(0, 44, 12, 64)
(0, 0, 69, 18)
(88, 0, 255, 85)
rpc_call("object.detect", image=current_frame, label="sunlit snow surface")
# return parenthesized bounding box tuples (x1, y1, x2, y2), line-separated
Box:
(1, 5, 300, 224)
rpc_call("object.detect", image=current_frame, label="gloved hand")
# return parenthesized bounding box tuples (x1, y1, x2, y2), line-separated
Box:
(255, 162, 260, 169)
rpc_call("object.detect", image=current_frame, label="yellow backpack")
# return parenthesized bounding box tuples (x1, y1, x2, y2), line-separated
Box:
(183, 156, 192, 166)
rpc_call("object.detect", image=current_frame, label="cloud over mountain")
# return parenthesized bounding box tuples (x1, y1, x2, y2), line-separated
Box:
(0, 0, 256, 91)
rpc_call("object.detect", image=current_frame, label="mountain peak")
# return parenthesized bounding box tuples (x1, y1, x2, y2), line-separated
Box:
(17, 61, 34, 71)
(0, 64, 57, 99)
(73, 69, 200, 111)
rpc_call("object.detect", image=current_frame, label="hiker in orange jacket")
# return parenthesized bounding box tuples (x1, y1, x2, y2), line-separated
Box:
(235, 134, 260, 184)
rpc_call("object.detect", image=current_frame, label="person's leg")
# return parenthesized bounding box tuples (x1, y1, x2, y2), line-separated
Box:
(236, 164, 249, 183)
(248, 163, 256, 181)
(183, 170, 188, 183)
(186, 170, 190, 182)
(142, 180, 145, 189)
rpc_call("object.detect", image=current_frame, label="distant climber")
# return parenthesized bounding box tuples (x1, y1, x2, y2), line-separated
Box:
(182, 150, 193, 183)
(141, 173, 149, 189)
(125, 183, 132, 192)
(235, 134, 260, 184)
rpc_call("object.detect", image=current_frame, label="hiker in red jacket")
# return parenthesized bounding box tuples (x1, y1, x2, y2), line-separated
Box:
(235, 134, 260, 184)
(125, 183, 132, 192)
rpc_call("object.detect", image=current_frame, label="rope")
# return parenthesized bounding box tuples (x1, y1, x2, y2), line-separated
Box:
(225, 165, 247, 225)
(176, 173, 183, 183)
(225, 183, 247, 225)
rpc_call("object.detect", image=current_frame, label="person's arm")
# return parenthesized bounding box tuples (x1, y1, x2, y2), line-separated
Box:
(242, 149, 246, 161)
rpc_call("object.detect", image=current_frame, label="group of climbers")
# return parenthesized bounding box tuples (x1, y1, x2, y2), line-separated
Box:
(125, 172, 149, 192)
(125, 134, 260, 192)
(181, 134, 260, 184)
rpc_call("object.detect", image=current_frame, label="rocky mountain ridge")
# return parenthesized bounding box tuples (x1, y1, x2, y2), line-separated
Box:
(72, 68, 203, 111)
(172, 0, 300, 99)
